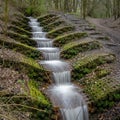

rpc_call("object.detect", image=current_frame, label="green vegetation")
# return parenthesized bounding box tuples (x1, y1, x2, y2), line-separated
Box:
(0, 79, 55, 120)
(43, 20, 66, 32)
(40, 16, 60, 26)
(54, 32, 88, 47)
(7, 31, 36, 46)
(61, 39, 101, 59)
(0, 56, 49, 83)
(47, 26, 74, 38)
(11, 20, 31, 31)
(84, 78, 120, 112)
(72, 53, 115, 80)
(9, 25, 32, 37)
(0, 39, 42, 59)
(38, 14, 56, 22)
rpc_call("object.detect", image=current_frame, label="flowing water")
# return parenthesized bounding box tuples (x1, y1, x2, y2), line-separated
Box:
(29, 17, 89, 120)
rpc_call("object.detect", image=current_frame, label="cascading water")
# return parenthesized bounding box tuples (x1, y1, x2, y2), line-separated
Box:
(29, 17, 89, 120)
(37, 47, 60, 60)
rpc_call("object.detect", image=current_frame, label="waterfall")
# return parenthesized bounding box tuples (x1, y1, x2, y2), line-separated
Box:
(29, 17, 89, 120)
(32, 32, 46, 38)
(37, 47, 60, 60)
(40, 60, 70, 72)
(32, 26, 43, 32)
(53, 71, 71, 84)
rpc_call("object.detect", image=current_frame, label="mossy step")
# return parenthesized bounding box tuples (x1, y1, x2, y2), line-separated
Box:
(40, 16, 60, 26)
(47, 26, 75, 39)
(0, 56, 50, 82)
(84, 78, 120, 112)
(7, 31, 36, 47)
(54, 32, 88, 47)
(91, 35, 110, 40)
(0, 39, 42, 59)
(61, 39, 101, 59)
(11, 20, 31, 31)
(43, 20, 66, 32)
(9, 25, 32, 37)
(72, 53, 115, 80)
(37, 14, 56, 22)
(14, 13, 29, 22)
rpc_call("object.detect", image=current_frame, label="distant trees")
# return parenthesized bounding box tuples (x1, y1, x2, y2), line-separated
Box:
(46, 0, 120, 19)
(113, 0, 120, 19)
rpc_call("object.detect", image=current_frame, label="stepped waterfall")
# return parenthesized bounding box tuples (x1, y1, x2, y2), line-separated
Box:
(29, 17, 89, 120)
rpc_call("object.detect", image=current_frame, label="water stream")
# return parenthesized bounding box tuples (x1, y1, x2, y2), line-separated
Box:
(29, 17, 89, 120)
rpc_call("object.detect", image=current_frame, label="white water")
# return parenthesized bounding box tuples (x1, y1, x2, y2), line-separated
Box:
(29, 17, 89, 120)
(32, 32, 46, 38)
(37, 47, 60, 60)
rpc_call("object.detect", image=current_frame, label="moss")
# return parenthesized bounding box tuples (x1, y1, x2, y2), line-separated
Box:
(14, 13, 29, 22)
(7, 31, 36, 47)
(28, 80, 55, 120)
(43, 20, 66, 32)
(54, 32, 88, 47)
(0, 56, 50, 83)
(28, 80, 50, 106)
(72, 53, 115, 80)
(95, 68, 110, 78)
(47, 26, 74, 39)
(0, 79, 55, 120)
(37, 14, 56, 22)
(0, 39, 42, 60)
(84, 78, 120, 112)
(11, 20, 31, 31)
(40, 16, 59, 26)
(61, 39, 101, 59)
(9, 25, 32, 37)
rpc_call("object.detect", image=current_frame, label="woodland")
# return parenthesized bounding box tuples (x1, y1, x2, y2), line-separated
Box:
(0, 0, 120, 120)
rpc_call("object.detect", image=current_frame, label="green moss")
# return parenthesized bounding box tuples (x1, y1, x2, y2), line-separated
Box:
(61, 39, 101, 59)
(95, 68, 110, 78)
(27, 80, 55, 120)
(0, 39, 42, 59)
(0, 79, 54, 120)
(47, 26, 74, 39)
(37, 14, 56, 22)
(72, 53, 115, 80)
(43, 20, 66, 32)
(0, 56, 50, 83)
(9, 25, 32, 37)
(14, 13, 29, 22)
(40, 16, 59, 26)
(54, 32, 88, 47)
(7, 31, 36, 46)
(11, 20, 31, 31)
(84, 78, 120, 112)
(28, 80, 50, 106)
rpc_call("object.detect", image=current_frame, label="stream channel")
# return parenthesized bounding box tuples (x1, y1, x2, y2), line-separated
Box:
(29, 17, 89, 120)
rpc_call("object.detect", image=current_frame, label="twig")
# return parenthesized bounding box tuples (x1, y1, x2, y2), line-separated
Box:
(0, 114, 15, 120)
(0, 104, 46, 112)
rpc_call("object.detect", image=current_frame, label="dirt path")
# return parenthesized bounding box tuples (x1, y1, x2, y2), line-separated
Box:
(87, 17, 120, 44)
